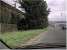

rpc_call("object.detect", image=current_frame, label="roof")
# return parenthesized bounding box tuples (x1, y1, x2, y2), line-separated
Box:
(0, 0, 24, 14)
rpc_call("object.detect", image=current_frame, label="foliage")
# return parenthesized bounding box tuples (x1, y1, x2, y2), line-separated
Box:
(17, 0, 49, 30)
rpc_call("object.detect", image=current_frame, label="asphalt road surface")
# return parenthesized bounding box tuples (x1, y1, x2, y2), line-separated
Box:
(20, 25, 66, 49)
(27, 25, 66, 46)
(39, 26, 66, 44)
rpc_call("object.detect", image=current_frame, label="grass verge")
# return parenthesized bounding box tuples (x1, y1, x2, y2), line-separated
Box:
(0, 28, 47, 48)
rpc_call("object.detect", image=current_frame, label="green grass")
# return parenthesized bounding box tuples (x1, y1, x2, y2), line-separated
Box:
(0, 28, 47, 48)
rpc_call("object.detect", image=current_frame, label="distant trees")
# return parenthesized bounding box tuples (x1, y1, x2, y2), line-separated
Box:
(17, 0, 49, 30)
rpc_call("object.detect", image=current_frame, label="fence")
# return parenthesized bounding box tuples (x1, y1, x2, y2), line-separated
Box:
(0, 23, 18, 33)
(0, 24, 1, 33)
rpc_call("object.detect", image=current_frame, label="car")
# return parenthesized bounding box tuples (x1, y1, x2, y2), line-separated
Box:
(62, 26, 66, 30)
(59, 24, 66, 30)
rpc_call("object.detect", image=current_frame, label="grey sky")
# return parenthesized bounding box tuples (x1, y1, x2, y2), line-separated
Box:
(2, 0, 66, 21)
(46, 0, 65, 21)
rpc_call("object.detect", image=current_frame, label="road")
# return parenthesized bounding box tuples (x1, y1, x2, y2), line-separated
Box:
(39, 26, 66, 44)
(22, 25, 66, 49)
(27, 25, 66, 46)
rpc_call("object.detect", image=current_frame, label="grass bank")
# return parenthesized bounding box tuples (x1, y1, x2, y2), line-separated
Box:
(0, 28, 47, 48)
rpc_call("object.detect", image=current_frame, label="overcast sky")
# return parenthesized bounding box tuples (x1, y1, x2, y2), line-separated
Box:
(46, 0, 66, 21)
(2, 0, 66, 21)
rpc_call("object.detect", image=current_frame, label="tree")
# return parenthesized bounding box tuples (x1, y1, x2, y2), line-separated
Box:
(18, 0, 49, 30)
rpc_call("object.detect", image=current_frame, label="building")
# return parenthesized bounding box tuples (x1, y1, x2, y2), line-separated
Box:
(0, 0, 24, 32)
